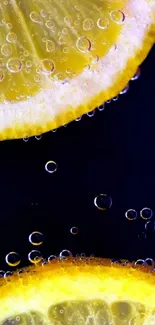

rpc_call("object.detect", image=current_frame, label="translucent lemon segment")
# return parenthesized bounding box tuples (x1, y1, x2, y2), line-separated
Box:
(0, 0, 126, 102)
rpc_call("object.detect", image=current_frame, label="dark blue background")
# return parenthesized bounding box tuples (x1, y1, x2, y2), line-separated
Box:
(0, 46, 155, 271)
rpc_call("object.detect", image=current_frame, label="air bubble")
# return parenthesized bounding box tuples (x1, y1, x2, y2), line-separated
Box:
(138, 231, 147, 240)
(110, 10, 125, 24)
(45, 160, 57, 174)
(145, 258, 154, 268)
(120, 84, 129, 95)
(125, 209, 137, 221)
(46, 40, 55, 52)
(23, 136, 29, 142)
(0, 270, 5, 278)
(5, 251, 21, 267)
(1, 43, 12, 56)
(97, 17, 109, 29)
(140, 207, 153, 220)
(134, 259, 146, 267)
(39, 58, 55, 75)
(94, 194, 112, 211)
(28, 250, 42, 263)
(48, 255, 57, 262)
(35, 135, 42, 140)
(59, 249, 73, 259)
(131, 67, 141, 81)
(83, 18, 94, 31)
(70, 226, 78, 235)
(7, 58, 22, 73)
(30, 11, 43, 24)
(145, 220, 155, 232)
(76, 36, 91, 53)
(87, 110, 95, 117)
(0, 69, 4, 82)
(29, 231, 44, 246)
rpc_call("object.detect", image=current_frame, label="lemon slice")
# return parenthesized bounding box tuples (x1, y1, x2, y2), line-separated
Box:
(1, 258, 155, 325)
(0, 0, 154, 140)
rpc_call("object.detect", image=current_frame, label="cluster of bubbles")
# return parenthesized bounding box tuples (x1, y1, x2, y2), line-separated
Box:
(125, 207, 155, 239)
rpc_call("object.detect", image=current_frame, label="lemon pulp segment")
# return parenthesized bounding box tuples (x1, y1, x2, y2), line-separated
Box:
(0, 258, 155, 325)
(0, 0, 154, 139)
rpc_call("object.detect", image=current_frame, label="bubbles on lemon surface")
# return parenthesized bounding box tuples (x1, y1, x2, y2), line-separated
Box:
(39, 58, 55, 75)
(76, 36, 91, 53)
(97, 17, 109, 30)
(5, 252, 21, 267)
(48, 255, 57, 262)
(45, 160, 57, 173)
(28, 250, 42, 264)
(6, 58, 22, 73)
(125, 209, 137, 221)
(30, 11, 43, 25)
(1, 43, 12, 57)
(29, 231, 44, 246)
(110, 10, 125, 24)
(83, 18, 94, 31)
(94, 194, 112, 211)
(59, 249, 73, 259)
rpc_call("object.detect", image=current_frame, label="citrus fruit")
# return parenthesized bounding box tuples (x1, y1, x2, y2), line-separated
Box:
(0, 0, 154, 140)
(1, 258, 155, 325)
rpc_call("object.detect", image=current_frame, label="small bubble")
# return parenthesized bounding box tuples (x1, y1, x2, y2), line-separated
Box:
(106, 99, 111, 104)
(46, 40, 55, 53)
(45, 20, 55, 29)
(39, 58, 54, 75)
(140, 207, 153, 220)
(131, 67, 141, 81)
(30, 11, 43, 24)
(145, 258, 154, 268)
(87, 110, 95, 117)
(4, 271, 13, 278)
(120, 84, 129, 95)
(59, 249, 73, 259)
(138, 231, 147, 240)
(110, 10, 125, 24)
(75, 116, 82, 122)
(1, 43, 12, 56)
(23, 136, 29, 142)
(5, 251, 21, 267)
(94, 194, 112, 211)
(134, 259, 146, 267)
(48, 255, 57, 262)
(125, 209, 137, 221)
(6, 23, 12, 29)
(98, 104, 105, 111)
(76, 36, 91, 53)
(29, 231, 44, 246)
(83, 18, 94, 31)
(0, 69, 4, 82)
(45, 160, 57, 174)
(70, 226, 78, 235)
(35, 135, 42, 140)
(64, 16, 72, 26)
(0, 270, 5, 278)
(145, 220, 155, 232)
(28, 250, 42, 263)
(7, 58, 22, 73)
(97, 17, 109, 29)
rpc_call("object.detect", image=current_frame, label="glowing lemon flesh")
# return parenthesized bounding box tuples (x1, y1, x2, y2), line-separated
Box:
(1, 258, 155, 325)
(0, 0, 154, 140)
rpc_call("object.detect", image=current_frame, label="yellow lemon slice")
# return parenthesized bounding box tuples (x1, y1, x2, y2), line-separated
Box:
(0, 0, 154, 140)
(0, 258, 155, 325)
